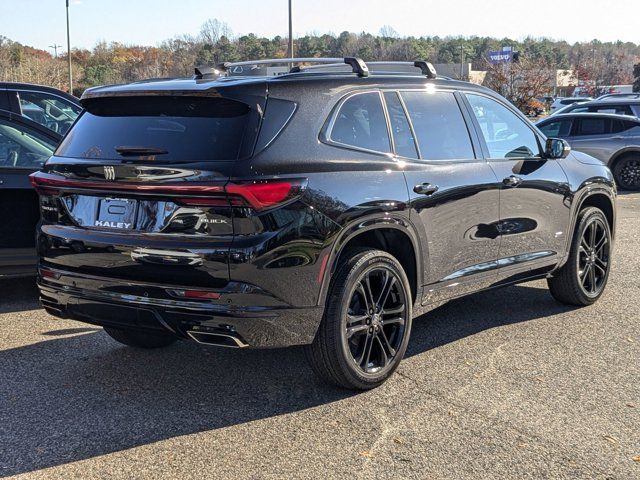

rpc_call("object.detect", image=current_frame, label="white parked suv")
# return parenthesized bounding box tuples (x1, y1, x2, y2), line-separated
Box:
(550, 97, 592, 114)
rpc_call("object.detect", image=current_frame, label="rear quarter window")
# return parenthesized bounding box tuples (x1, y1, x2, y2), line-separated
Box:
(56, 96, 256, 162)
(328, 92, 391, 153)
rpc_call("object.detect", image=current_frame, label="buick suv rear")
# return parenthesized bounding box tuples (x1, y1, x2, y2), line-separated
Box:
(32, 58, 616, 389)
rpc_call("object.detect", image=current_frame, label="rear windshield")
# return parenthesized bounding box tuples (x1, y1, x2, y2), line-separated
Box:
(55, 96, 255, 162)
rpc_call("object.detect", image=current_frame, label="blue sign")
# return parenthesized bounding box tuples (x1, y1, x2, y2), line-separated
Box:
(488, 50, 512, 64)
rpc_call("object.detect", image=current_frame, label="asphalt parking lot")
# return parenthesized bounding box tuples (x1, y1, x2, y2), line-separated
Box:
(1, 193, 638, 480)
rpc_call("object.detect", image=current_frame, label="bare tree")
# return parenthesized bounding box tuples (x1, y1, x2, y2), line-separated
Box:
(200, 19, 232, 45)
(485, 57, 554, 112)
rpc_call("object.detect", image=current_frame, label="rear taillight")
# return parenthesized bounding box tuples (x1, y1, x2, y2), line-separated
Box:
(29, 172, 306, 212)
(181, 180, 306, 210)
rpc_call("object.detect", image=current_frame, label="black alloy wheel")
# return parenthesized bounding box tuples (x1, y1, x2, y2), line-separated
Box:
(576, 216, 610, 297)
(344, 267, 408, 375)
(548, 207, 612, 306)
(613, 156, 640, 191)
(306, 249, 413, 390)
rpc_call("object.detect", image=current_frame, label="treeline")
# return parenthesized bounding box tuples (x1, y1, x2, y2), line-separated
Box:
(1, 19, 639, 95)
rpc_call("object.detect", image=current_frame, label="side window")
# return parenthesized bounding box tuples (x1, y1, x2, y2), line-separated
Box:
(595, 105, 632, 115)
(400, 91, 475, 160)
(631, 105, 640, 117)
(0, 118, 57, 169)
(466, 94, 541, 159)
(383, 92, 418, 159)
(571, 106, 589, 113)
(15, 91, 81, 135)
(538, 119, 572, 138)
(575, 118, 610, 136)
(329, 92, 390, 153)
(622, 121, 640, 135)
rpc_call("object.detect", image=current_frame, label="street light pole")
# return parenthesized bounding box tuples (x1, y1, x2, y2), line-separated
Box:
(65, 0, 73, 93)
(288, 0, 293, 59)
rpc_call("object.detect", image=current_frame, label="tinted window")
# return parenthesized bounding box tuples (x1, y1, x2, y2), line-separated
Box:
(594, 105, 633, 115)
(575, 118, 610, 136)
(0, 118, 57, 169)
(56, 97, 254, 162)
(622, 121, 640, 134)
(17, 90, 81, 135)
(570, 106, 589, 113)
(466, 94, 541, 159)
(401, 91, 474, 160)
(538, 119, 572, 138)
(330, 92, 390, 153)
(383, 92, 417, 159)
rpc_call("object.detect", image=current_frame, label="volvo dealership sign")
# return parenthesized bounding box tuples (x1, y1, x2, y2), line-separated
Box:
(488, 47, 513, 64)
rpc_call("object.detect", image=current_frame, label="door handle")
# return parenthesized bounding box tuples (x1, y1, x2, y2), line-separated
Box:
(413, 183, 439, 195)
(611, 136, 625, 140)
(502, 175, 522, 188)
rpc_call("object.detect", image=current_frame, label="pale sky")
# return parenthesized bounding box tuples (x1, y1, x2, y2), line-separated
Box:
(2, 0, 639, 53)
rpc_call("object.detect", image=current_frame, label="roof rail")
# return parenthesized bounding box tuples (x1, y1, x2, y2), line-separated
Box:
(217, 57, 369, 77)
(366, 61, 437, 78)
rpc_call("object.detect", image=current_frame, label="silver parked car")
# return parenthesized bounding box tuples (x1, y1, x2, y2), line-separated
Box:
(558, 97, 640, 117)
(537, 113, 640, 190)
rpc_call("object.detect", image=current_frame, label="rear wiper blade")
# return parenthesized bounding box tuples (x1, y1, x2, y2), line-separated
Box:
(115, 146, 168, 156)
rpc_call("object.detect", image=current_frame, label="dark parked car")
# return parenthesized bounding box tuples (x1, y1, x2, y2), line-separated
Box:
(31, 58, 616, 389)
(0, 109, 60, 277)
(537, 113, 640, 190)
(0, 83, 78, 277)
(559, 97, 640, 117)
(0, 82, 82, 135)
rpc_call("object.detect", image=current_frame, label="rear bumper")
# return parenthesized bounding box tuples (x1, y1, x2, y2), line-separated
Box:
(37, 266, 323, 348)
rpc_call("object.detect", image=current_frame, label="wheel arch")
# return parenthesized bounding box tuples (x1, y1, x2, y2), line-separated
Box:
(318, 220, 421, 308)
(578, 191, 616, 238)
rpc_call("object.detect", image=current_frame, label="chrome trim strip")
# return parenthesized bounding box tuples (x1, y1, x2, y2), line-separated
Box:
(187, 330, 249, 348)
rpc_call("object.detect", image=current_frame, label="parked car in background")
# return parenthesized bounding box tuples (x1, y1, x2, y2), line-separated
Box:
(0, 83, 80, 277)
(559, 97, 640, 117)
(0, 109, 61, 277)
(0, 83, 82, 135)
(597, 93, 640, 101)
(550, 97, 592, 113)
(537, 113, 640, 190)
(549, 102, 588, 117)
(31, 58, 616, 389)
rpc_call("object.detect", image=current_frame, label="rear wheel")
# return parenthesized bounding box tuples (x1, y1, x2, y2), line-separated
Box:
(547, 207, 612, 306)
(613, 154, 640, 191)
(103, 327, 177, 349)
(306, 249, 412, 390)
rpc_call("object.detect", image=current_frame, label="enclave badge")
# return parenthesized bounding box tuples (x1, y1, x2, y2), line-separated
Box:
(104, 166, 116, 181)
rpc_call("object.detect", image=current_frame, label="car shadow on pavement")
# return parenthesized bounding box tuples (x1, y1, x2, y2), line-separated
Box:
(406, 282, 573, 358)
(0, 283, 572, 476)
(0, 277, 39, 315)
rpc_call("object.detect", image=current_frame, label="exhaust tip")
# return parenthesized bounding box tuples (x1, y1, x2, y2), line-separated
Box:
(187, 330, 248, 348)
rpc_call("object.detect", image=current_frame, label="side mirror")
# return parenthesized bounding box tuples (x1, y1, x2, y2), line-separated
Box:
(545, 138, 571, 159)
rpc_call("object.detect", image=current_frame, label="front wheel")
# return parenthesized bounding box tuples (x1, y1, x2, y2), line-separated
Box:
(305, 249, 413, 390)
(547, 207, 612, 306)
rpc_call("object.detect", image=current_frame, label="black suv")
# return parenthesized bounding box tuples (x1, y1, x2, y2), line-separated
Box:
(31, 58, 616, 389)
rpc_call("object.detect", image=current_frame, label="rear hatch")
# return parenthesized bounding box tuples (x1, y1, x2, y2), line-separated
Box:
(32, 87, 266, 288)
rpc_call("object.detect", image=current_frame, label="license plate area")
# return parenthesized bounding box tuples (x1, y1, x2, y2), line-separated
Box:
(94, 198, 137, 230)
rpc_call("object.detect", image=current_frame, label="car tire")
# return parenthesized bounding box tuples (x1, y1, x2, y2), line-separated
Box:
(547, 207, 612, 306)
(305, 248, 413, 390)
(103, 327, 178, 348)
(612, 154, 640, 191)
